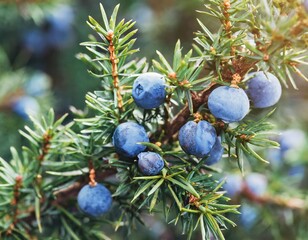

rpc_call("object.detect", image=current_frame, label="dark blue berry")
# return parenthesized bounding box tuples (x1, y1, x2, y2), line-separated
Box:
(206, 137, 224, 165)
(77, 183, 112, 217)
(112, 122, 149, 158)
(137, 152, 164, 175)
(132, 72, 166, 109)
(178, 120, 216, 158)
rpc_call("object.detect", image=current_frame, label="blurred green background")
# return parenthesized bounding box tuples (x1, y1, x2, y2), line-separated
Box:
(0, 0, 307, 239)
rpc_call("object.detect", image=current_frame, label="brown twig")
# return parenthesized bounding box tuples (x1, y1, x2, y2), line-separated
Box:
(241, 184, 306, 210)
(6, 175, 23, 235)
(106, 30, 123, 112)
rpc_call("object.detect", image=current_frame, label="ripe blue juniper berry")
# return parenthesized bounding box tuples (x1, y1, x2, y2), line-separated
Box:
(240, 203, 259, 229)
(132, 72, 166, 109)
(223, 174, 243, 197)
(279, 129, 305, 153)
(178, 120, 217, 158)
(246, 71, 282, 108)
(137, 151, 164, 175)
(208, 86, 250, 123)
(206, 136, 224, 165)
(25, 71, 51, 97)
(77, 183, 112, 217)
(112, 122, 149, 158)
(2, 1, 308, 239)
(244, 173, 268, 196)
(12, 96, 40, 120)
(224, 173, 268, 198)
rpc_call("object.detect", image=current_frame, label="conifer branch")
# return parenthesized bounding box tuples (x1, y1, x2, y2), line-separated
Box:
(241, 185, 306, 210)
(6, 175, 23, 235)
(38, 130, 52, 162)
(106, 30, 123, 112)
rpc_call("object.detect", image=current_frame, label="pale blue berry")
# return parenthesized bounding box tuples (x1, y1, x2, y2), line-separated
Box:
(208, 86, 250, 123)
(246, 71, 282, 108)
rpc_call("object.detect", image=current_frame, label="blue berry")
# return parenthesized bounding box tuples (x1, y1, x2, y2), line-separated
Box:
(23, 30, 48, 56)
(178, 120, 216, 158)
(12, 96, 40, 119)
(245, 173, 267, 196)
(279, 129, 305, 153)
(223, 174, 243, 197)
(45, 5, 74, 48)
(112, 122, 149, 158)
(77, 183, 112, 217)
(132, 72, 166, 109)
(240, 203, 258, 229)
(206, 137, 224, 165)
(208, 86, 250, 123)
(23, 5, 74, 55)
(246, 71, 282, 108)
(266, 148, 282, 169)
(25, 71, 51, 96)
(137, 152, 164, 175)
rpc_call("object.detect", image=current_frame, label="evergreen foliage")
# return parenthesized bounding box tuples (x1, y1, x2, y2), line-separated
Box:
(0, 1, 308, 239)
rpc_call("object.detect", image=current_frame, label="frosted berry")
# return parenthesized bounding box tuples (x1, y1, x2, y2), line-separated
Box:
(240, 203, 258, 229)
(246, 71, 282, 108)
(178, 120, 216, 158)
(206, 137, 224, 165)
(245, 173, 267, 196)
(279, 129, 305, 153)
(25, 71, 51, 96)
(112, 122, 149, 158)
(208, 86, 250, 123)
(132, 72, 166, 109)
(12, 96, 40, 119)
(223, 174, 243, 197)
(138, 152, 164, 175)
(77, 183, 112, 217)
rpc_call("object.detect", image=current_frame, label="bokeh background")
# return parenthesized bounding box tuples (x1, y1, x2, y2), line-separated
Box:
(0, 0, 307, 239)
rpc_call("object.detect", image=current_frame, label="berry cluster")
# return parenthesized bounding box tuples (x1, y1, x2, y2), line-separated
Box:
(77, 67, 283, 216)
(179, 70, 282, 164)
(77, 72, 167, 217)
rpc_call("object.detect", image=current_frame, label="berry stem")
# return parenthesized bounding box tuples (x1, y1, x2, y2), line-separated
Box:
(88, 160, 97, 187)
(106, 30, 124, 112)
